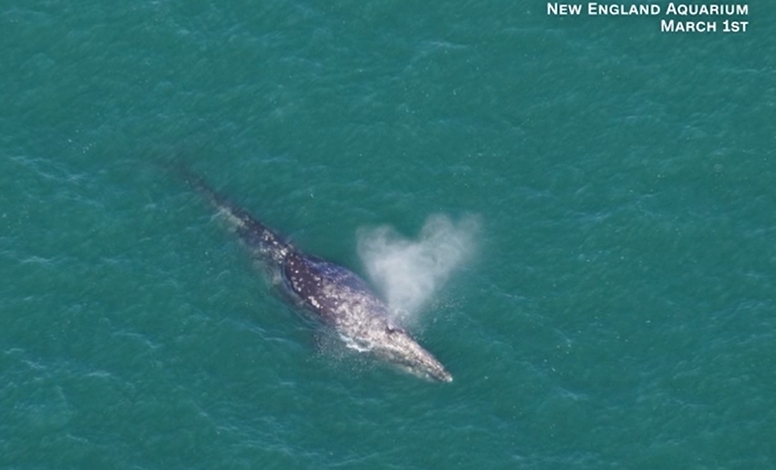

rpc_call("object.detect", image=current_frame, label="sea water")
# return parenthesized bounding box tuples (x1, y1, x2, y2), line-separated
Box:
(1, 1, 774, 468)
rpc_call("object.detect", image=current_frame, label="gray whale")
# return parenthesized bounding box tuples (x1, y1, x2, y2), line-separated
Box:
(181, 171, 452, 382)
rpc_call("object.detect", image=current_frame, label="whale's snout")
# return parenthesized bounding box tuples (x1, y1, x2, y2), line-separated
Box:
(370, 326, 453, 383)
(435, 368, 454, 383)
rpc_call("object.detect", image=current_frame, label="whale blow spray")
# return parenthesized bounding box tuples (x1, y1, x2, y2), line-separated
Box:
(357, 214, 479, 324)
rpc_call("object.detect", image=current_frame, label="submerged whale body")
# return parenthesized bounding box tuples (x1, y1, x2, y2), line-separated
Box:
(180, 171, 452, 382)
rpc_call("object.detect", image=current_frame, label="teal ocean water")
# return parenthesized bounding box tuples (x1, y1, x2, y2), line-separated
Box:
(2, 1, 775, 468)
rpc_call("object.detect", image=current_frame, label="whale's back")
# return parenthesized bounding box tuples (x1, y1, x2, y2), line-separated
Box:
(281, 251, 387, 325)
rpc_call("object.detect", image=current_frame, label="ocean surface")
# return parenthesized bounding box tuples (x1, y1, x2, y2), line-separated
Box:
(2, 1, 774, 469)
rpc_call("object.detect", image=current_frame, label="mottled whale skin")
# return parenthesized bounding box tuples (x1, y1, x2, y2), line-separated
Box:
(181, 171, 452, 382)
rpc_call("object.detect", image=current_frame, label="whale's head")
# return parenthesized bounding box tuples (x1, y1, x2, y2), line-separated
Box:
(285, 254, 452, 382)
(365, 322, 453, 383)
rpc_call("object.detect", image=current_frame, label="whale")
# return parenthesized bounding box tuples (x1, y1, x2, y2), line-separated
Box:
(179, 170, 452, 382)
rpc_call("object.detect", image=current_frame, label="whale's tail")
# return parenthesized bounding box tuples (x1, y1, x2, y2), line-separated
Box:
(173, 165, 291, 264)
(171, 164, 228, 210)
